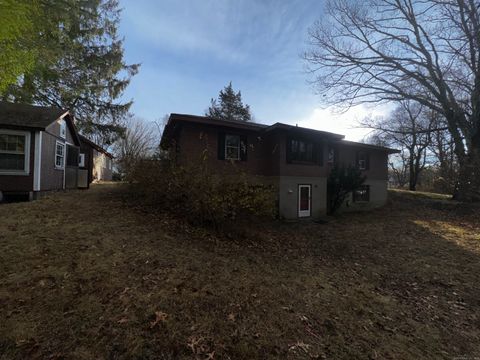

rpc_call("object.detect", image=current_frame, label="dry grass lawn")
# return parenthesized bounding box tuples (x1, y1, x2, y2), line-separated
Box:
(0, 184, 479, 359)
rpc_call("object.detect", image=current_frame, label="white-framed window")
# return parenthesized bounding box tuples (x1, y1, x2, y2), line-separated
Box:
(55, 141, 65, 169)
(0, 130, 30, 175)
(79, 153, 85, 167)
(59, 120, 66, 139)
(225, 134, 240, 160)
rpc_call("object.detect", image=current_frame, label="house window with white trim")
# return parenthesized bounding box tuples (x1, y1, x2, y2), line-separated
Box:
(225, 134, 240, 160)
(0, 131, 30, 174)
(55, 141, 65, 169)
(59, 120, 66, 139)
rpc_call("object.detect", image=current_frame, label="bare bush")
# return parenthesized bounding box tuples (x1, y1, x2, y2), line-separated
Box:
(127, 154, 277, 230)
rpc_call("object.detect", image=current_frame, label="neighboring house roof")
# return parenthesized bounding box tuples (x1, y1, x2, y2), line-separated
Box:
(0, 101, 68, 129)
(0, 101, 81, 146)
(79, 135, 114, 159)
(161, 113, 399, 153)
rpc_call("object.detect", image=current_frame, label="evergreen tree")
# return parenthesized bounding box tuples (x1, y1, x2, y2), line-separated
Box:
(1, 0, 139, 145)
(0, 1, 39, 93)
(206, 82, 252, 122)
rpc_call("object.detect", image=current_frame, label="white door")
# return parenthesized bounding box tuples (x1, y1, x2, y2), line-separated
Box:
(298, 185, 311, 217)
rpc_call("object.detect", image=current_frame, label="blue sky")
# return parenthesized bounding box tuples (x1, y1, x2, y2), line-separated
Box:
(119, 0, 386, 140)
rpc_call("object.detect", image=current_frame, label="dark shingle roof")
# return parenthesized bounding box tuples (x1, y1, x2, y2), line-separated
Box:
(0, 101, 68, 129)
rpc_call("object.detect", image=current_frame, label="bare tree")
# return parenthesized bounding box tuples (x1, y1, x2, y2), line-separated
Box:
(114, 116, 159, 177)
(362, 101, 435, 190)
(305, 0, 480, 201)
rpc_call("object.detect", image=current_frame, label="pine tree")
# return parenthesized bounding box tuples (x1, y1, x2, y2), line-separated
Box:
(1, 0, 139, 145)
(0, 1, 39, 93)
(206, 82, 252, 122)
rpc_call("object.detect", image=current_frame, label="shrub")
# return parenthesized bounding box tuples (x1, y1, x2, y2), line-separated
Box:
(127, 154, 276, 230)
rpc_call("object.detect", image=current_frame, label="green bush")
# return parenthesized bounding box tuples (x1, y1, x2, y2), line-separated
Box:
(127, 154, 276, 229)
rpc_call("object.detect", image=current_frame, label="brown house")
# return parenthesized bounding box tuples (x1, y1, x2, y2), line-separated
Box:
(0, 102, 110, 201)
(161, 113, 399, 219)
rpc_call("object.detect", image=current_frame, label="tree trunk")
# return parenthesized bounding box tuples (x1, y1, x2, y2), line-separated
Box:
(454, 145, 480, 202)
(408, 147, 417, 191)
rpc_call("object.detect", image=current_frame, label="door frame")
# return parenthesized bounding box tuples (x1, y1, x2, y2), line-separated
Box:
(298, 184, 312, 218)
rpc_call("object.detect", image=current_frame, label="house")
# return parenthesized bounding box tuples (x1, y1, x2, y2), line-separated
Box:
(79, 135, 114, 186)
(160, 113, 399, 219)
(0, 102, 111, 201)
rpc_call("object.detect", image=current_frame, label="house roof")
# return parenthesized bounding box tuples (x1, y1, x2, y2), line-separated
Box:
(339, 140, 401, 154)
(0, 101, 82, 146)
(79, 135, 114, 158)
(161, 113, 399, 153)
(263, 122, 345, 140)
(0, 101, 69, 130)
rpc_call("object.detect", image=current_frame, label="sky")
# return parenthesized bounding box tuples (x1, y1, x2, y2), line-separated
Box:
(119, 0, 390, 141)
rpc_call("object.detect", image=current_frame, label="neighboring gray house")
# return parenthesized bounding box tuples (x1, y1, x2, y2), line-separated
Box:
(0, 102, 108, 201)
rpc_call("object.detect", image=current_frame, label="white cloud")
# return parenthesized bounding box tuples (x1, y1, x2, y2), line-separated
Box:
(295, 104, 392, 141)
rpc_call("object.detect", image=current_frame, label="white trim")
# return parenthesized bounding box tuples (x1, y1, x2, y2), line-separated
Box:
(33, 131, 42, 191)
(0, 129, 31, 176)
(298, 184, 312, 218)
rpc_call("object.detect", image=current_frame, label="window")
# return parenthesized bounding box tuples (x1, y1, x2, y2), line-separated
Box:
(79, 153, 85, 167)
(328, 146, 336, 164)
(218, 133, 247, 161)
(357, 151, 369, 170)
(0, 131, 30, 174)
(59, 120, 66, 139)
(55, 141, 65, 169)
(225, 134, 240, 160)
(287, 138, 319, 164)
(66, 145, 79, 166)
(353, 185, 370, 202)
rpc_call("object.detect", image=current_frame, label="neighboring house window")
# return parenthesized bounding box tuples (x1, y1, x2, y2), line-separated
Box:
(59, 120, 66, 139)
(0, 131, 30, 174)
(55, 141, 65, 169)
(353, 185, 370, 202)
(357, 151, 369, 170)
(79, 153, 85, 167)
(218, 132, 248, 161)
(287, 138, 321, 164)
(66, 145, 79, 167)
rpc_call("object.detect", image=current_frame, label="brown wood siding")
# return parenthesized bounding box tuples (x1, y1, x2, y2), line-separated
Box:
(336, 143, 388, 180)
(176, 122, 270, 175)
(40, 131, 64, 191)
(275, 130, 329, 177)
(171, 122, 389, 181)
(0, 130, 35, 192)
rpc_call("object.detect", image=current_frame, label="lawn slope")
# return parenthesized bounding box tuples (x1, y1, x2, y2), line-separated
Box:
(0, 184, 479, 359)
